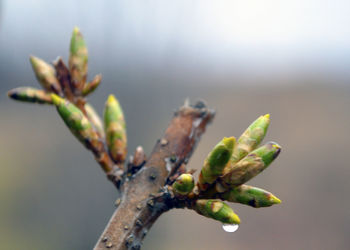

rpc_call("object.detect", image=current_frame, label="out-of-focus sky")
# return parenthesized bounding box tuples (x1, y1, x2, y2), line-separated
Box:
(1, 1, 350, 250)
(1, 0, 350, 87)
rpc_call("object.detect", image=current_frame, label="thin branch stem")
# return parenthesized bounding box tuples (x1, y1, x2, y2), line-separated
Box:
(94, 101, 215, 250)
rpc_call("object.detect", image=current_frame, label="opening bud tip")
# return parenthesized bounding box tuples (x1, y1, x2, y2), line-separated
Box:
(73, 26, 80, 33)
(271, 195, 282, 204)
(107, 94, 116, 103)
(263, 113, 270, 119)
(269, 142, 281, 150)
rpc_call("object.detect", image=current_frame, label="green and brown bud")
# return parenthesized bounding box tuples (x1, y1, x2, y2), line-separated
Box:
(172, 174, 195, 195)
(104, 94, 127, 163)
(8, 87, 52, 104)
(85, 103, 105, 137)
(30, 56, 62, 94)
(231, 114, 270, 162)
(222, 142, 281, 187)
(82, 74, 102, 96)
(220, 185, 281, 208)
(69, 27, 88, 91)
(51, 94, 100, 149)
(194, 199, 240, 225)
(198, 137, 235, 190)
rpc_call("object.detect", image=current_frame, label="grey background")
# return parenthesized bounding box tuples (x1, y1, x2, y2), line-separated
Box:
(1, 1, 349, 249)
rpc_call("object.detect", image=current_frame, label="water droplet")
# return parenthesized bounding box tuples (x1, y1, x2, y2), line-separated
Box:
(222, 224, 239, 233)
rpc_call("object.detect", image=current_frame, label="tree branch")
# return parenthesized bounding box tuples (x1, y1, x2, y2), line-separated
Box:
(8, 28, 283, 250)
(94, 100, 215, 250)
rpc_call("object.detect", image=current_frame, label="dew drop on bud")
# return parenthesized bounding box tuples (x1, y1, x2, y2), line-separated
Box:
(222, 224, 239, 233)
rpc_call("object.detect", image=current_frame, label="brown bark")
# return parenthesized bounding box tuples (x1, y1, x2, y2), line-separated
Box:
(53, 57, 75, 101)
(94, 101, 215, 250)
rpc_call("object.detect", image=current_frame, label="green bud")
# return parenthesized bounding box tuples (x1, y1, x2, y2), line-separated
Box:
(222, 142, 281, 187)
(51, 94, 99, 148)
(194, 199, 240, 225)
(220, 185, 281, 208)
(82, 74, 101, 96)
(172, 174, 195, 195)
(69, 27, 88, 90)
(104, 94, 127, 163)
(30, 56, 62, 94)
(85, 103, 105, 137)
(198, 137, 235, 189)
(231, 114, 270, 162)
(8, 87, 52, 104)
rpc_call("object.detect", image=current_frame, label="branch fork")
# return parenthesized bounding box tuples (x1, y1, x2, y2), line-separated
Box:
(8, 27, 282, 250)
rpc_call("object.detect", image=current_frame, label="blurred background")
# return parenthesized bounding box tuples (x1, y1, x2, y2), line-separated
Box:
(1, 0, 350, 249)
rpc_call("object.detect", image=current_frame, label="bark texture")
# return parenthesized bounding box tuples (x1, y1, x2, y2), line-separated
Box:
(94, 101, 215, 250)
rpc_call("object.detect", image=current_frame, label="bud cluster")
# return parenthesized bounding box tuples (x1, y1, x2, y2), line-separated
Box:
(8, 28, 282, 229)
(172, 115, 281, 225)
(8, 28, 127, 173)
